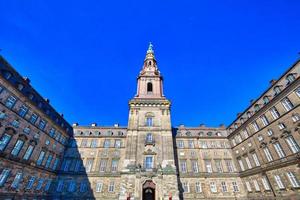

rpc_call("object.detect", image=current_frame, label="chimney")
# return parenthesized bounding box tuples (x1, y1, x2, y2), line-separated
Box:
(72, 123, 78, 127)
(199, 124, 205, 127)
(44, 98, 50, 103)
(269, 79, 277, 85)
(219, 124, 225, 128)
(114, 123, 119, 127)
(91, 123, 97, 127)
(23, 77, 30, 84)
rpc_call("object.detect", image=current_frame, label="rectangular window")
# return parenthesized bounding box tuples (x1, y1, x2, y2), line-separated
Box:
(62, 159, 71, 172)
(45, 154, 53, 168)
(11, 172, 22, 189)
(23, 145, 34, 160)
(221, 182, 227, 192)
(252, 121, 260, 132)
(103, 139, 110, 148)
(29, 113, 38, 124)
(56, 180, 64, 192)
(253, 180, 260, 191)
(114, 140, 121, 148)
(11, 139, 24, 156)
(49, 128, 56, 137)
(96, 182, 103, 192)
(178, 140, 184, 148)
(215, 160, 223, 173)
(287, 172, 300, 188)
(238, 159, 245, 171)
(292, 114, 300, 122)
(180, 160, 187, 173)
(146, 117, 153, 127)
(195, 182, 202, 193)
(204, 160, 212, 173)
(263, 147, 273, 162)
(145, 156, 153, 169)
(44, 179, 52, 191)
(67, 180, 76, 192)
(38, 119, 47, 130)
(36, 151, 46, 166)
(252, 153, 260, 167)
(52, 158, 60, 170)
(11, 119, 20, 128)
(85, 159, 94, 172)
(80, 182, 87, 193)
(26, 176, 36, 190)
(267, 129, 274, 136)
(5, 96, 16, 109)
(274, 175, 285, 189)
(18, 105, 28, 117)
(278, 123, 286, 130)
(192, 160, 199, 173)
(273, 142, 285, 158)
(262, 176, 270, 191)
(36, 178, 44, 190)
(281, 97, 294, 111)
(183, 182, 189, 193)
(225, 160, 234, 172)
(270, 107, 280, 120)
(286, 136, 300, 154)
(210, 182, 217, 193)
(260, 114, 269, 126)
(90, 139, 98, 148)
(108, 182, 115, 192)
(188, 140, 194, 148)
(242, 129, 249, 139)
(0, 169, 10, 187)
(245, 156, 252, 169)
(111, 159, 118, 172)
(99, 159, 107, 172)
(232, 182, 239, 192)
(74, 159, 81, 172)
(245, 181, 252, 192)
(0, 133, 12, 151)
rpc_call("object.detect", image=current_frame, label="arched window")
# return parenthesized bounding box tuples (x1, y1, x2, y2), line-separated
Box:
(286, 74, 295, 84)
(147, 82, 153, 93)
(254, 104, 260, 112)
(274, 86, 281, 96)
(146, 133, 153, 142)
(263, 96, 269, 105)
(148, 61, 152, 66)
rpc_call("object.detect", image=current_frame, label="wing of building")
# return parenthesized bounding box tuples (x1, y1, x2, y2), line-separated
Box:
(0, 44, 299, 200)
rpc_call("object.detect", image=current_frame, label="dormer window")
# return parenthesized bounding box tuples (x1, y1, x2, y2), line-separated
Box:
(263, 96, 270, 105)
(247, 111, 252, 119)
(274, 86, 281, 96)
(147, 82, 153, 93)
(17, 84, 24, 91)
(286, 74, 295, 84)
(254, 104, 260, 112)
(3, 71, 12, 80)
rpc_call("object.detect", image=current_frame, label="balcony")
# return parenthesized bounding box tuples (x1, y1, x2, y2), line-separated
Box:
(145, 139, 155, 146)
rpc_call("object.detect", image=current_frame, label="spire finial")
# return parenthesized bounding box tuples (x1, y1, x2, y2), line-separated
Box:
(147, 42, 154, 54)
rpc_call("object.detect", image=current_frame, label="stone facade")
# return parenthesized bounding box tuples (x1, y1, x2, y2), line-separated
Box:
(0, 44, 300, 200)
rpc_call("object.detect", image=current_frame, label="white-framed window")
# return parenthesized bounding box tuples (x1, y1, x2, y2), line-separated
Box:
(192, 160, 199, 173)
(221, 181, 227, 192)
(26, 176, 36, 190)
(188, 140, 194, 148)
(85, 159, 94, 172)
(258, 135, 264, 142)
(231, 139, 236, 146)
(5, 96, 17, 109)
(253, 180, 260, 191)
(273, 142, 285, 158)
(238, 159, 245, 171)
(232, 182, 239, 192)
(56, 180, 64, 192)
(205, 160, 212, 173)
(281, 97, 294, 111)
(278, 123, 286, 130)
(11, 140, 24, 156)
(99, 159, 107, 172)
(183, 182, 189, 193)
(180, 160, 187, 173)
(287, 172, 300, 188)
(270, 107, 280, 120)
(36, 151, 46, 166)
(90, 139, 98, 148)
(245, 156, 252, 169)
(11, 172, 23, 189)
(267, 129, 274, 136)
(103, 140, 110, 148)
(225, 160, 234, 172)
(111, 159, 118, 172)
(262, 177, 270, 191)
(252, 153, 260, 167)
(0, 133, 12, 151)
(263, 147, 273, 162)
(292, 114, 300, 122)
(274, 175, 285, 189)
(195, 182, 202, 193)
(261, 114, 269, 126)
(215, 160, 223, 173)
(210, 182, 217, 193)
(245, 181, 252, 192)
(285, 136, 300, 153)
(0, 169, 11, 187)
(178, 140, 184, 148)
(107, 181, 114, 192)
(252, 121, 260, 132)
(67, 180, 76, 192)
(96, 182, 103, 192)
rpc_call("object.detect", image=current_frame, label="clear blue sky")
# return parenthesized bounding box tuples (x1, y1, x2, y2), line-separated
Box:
(0, 1, 300, 127)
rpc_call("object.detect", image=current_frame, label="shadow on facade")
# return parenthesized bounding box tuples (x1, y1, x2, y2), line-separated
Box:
(172, 128, 184, 200)
(48, 137, 96, 200)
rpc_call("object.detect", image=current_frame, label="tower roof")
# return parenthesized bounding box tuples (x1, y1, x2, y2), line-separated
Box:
(145, 42, 156, 61)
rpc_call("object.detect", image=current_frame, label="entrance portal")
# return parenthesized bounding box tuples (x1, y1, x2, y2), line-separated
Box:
(142, 180, 155, 200)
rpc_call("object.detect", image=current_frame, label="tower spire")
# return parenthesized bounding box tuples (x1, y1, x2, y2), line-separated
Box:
(145, 42, 155, 61)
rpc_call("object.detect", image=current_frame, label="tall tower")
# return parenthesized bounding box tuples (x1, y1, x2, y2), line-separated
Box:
(120, 44, 179, 200)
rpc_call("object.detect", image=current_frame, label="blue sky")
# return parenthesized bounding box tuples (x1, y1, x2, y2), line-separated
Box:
(0, 1, 300, 127)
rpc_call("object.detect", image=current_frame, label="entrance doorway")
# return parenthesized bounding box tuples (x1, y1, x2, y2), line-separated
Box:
(142, 180, 155, 200)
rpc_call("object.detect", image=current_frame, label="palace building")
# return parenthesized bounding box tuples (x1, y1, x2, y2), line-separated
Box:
(0, 44, 299, 200)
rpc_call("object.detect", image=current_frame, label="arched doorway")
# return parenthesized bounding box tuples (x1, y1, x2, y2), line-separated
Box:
(143, 180, 155, 200)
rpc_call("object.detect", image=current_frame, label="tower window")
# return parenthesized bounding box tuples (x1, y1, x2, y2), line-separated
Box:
(146, 117, 153, 127)
(147, 82, 153, 93)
